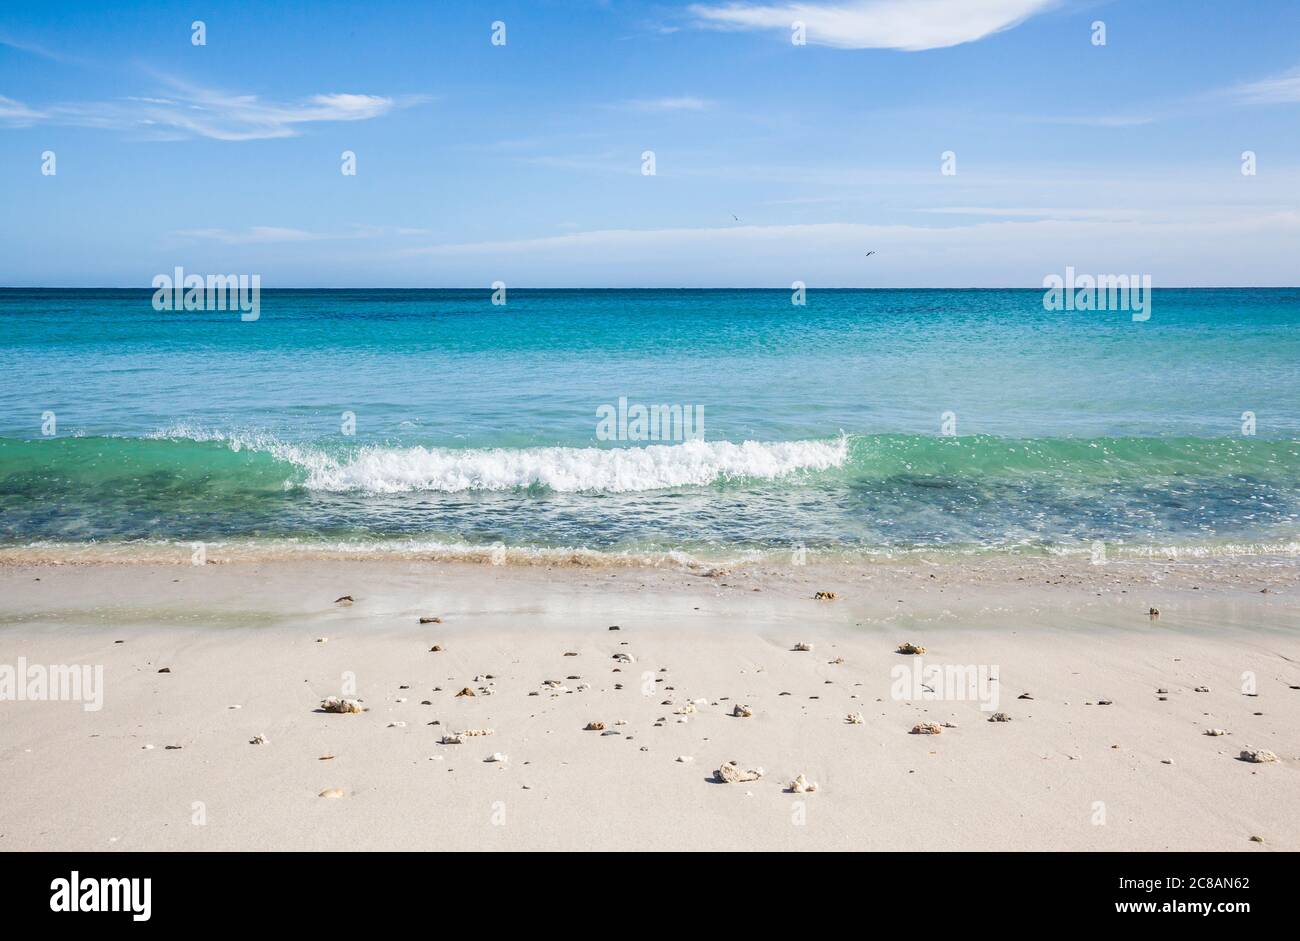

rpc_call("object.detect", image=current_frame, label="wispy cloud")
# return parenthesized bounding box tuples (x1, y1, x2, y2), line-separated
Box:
(1231, 66, 1300, 104)
(0, 95, 44, 124)
(1032, 113, 1155, 128)
(172, 224, 431, 244)
(515, 150, 629, 174)
(173, 227, 338, 245)
(397, 212, 1300, 287)
(0, 75, 426, 140)
(916, 206, 1155, 222)
(620, 96, 713, 112)
(0, 32, 70, 63)
(689, 0, 1058, 51)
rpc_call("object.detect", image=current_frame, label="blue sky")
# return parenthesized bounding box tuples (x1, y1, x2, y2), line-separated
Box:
(2, 0, 1299, 286)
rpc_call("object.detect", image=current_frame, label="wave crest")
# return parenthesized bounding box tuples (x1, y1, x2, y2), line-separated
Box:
(297, 437, 849, 493)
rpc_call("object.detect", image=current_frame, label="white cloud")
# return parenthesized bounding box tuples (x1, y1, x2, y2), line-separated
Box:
(516, 151, 628, 173)
(690, 0, 1057, 51)
(622, 96, 712, 111)
(2, 77, 424, 140)
(1232, 66, 1300, 104)
(172, 224, 434, 244)
(0, 33, 69, 62)
(401, 212, 1300, 287)
(916, 207, 1153, 221)
(0, 95, 44, 123)
(173, 227, 336, 245)
(1033, 114, 1155, 128)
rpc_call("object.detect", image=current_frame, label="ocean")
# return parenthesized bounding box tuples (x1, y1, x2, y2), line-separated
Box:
(1, 287, 1297, 562)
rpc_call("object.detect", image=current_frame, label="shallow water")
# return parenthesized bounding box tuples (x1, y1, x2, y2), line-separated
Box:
(1, 288, 1297, 559)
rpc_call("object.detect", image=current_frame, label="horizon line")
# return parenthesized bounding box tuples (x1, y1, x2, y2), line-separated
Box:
(3, 285, 1299, 292)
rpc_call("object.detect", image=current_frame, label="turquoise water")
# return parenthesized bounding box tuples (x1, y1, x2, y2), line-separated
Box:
(1, 288, 1297, 558)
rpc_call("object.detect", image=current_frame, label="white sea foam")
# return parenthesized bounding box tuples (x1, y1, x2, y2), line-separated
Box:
(296, 437, 849, 493)
(141, 425, 850, 493)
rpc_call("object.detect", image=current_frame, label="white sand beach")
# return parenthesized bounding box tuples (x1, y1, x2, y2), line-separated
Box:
(1, 555, 1297, 851)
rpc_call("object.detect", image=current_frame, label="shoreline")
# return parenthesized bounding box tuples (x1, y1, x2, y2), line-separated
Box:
(1, 557, 1297, 851)
(3, 553, 1299, 625)
(3, 537, 1300, 569)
